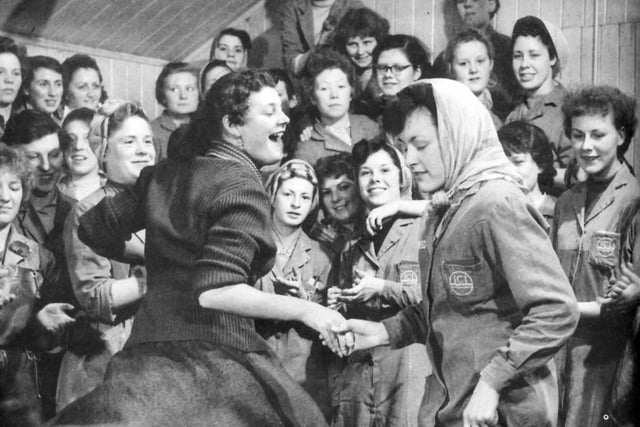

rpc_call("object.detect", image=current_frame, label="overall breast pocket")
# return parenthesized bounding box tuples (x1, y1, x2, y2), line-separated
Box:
(587, 231, 620, 271)
(441, 257, 493, 308)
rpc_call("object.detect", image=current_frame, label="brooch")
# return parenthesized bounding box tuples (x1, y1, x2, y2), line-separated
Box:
(8, 241, 31, 258)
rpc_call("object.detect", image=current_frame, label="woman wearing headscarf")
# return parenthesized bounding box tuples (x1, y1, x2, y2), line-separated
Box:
(58, 101, 154, 410)
(333, 79, 579, 427)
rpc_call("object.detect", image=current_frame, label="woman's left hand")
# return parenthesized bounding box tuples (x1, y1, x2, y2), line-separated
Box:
(462, 378, 500, 427)
(338, 268, 384, 302)
(37, 303, 76, 334)
(604, 262, 640, 314)
(273, 268, 306, 299)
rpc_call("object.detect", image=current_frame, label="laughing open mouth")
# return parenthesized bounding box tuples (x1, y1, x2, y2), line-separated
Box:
(268, 131, 285, 142)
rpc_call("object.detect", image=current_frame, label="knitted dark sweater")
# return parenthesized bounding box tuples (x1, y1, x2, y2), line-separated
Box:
(77, 144, 276, 353)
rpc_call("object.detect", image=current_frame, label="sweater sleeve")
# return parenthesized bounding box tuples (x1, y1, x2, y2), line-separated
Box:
(192, 175, 275, 297)
(479, 193, 579, 392)
(382, 302, 428, 348)
(78, 168, 151, 260)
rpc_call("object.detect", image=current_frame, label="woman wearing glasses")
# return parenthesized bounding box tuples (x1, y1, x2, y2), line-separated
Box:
(362, 34, 430, 119)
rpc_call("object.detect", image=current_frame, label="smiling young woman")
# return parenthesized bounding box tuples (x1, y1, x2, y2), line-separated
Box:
(51, 71, 347, 427)
(553, 85, 640, 427)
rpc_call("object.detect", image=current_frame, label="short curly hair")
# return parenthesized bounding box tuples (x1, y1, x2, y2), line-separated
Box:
(178, 70, 276, 158)
(333, 8, 390, 56)
(498, 121, 556, 191)
(0, 143, 31, 202)
(562, 85, 637, 159)
(300, 47, 355, 119)
(315, 152, 356, 185)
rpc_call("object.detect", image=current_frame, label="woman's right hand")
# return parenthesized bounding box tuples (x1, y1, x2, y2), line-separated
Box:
(329, 318, 390, 355)
(366, 201, 399, 235)
(299, 125, 313, 142)
(301, 303, 348, 356)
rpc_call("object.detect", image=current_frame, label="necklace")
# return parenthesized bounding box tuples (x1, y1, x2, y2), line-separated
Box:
(271, 223, 301, 259)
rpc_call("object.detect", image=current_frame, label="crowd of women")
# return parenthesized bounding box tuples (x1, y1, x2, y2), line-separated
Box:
(0, 0, 638, 426)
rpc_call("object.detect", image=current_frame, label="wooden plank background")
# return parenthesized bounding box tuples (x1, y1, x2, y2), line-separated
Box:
(186, 0, 640, 170)
(0, 30, 166, 118)
(3, 0, 639, 168)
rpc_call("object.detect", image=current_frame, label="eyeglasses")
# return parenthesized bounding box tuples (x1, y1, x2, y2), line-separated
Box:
(374, 64, 413, 74)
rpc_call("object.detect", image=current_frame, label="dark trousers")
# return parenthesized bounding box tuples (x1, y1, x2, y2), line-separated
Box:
(37, 350, 64, 421)
(0, 348, 43, 427)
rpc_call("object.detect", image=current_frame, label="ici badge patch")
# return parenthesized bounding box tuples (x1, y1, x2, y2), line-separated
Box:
(449, 271, 474, 296)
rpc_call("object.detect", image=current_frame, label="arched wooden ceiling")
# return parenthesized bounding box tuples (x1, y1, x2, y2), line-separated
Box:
(0, 0, 261, 60)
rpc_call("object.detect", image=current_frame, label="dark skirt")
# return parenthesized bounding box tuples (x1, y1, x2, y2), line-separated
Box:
(50, 340, 328, 427)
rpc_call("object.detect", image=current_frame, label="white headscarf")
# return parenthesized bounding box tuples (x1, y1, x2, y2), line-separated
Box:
(413, 79, 524, 201)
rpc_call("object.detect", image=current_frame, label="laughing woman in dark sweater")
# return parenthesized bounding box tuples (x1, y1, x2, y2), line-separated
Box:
(51, 70, 347, 426)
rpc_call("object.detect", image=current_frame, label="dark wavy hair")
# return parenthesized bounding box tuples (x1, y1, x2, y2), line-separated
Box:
(2, 109, 60, 146)
(178, 70, 276, 158)
(333, 8, 390, 55)
(498, 121, 556, 190)
(562, 85, 637, 160)
(351, 136, 403, 184)
(315, 152, 356, 184)
(62, 54, 108, 105)
(0, 36, 26, 97)
(0, 142, 32, 202)
(209, 28, 252, 60)
(19, 56, 63, 108)
(382, 82, 438, 137)
(155, 61, 199, 107)
(511, 16, 560, 77)
(300, 46, 355, 118)
(373, 34, 432, 79)
(61, 107, 95, 153)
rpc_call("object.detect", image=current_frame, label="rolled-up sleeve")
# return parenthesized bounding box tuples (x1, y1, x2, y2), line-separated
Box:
(479, 194, 579, 392)
(65, 198, 119, 324)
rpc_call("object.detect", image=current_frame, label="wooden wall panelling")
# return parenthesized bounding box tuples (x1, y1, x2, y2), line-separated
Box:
(562, 26, 583, 86)
(394, 0, 415, 37)
(375, 0, 396, 33)
(46, 0, 107, 41)
(107, 2, 175, 54)
(628, 0, 640, 22)
(414, 0, 434, 53)
(518, 0, 542, 20)
(605, 0, 626, 24)
(431, 0, 449, 56)
(618, 23, 635, 94)
(563, 0, 585, 27)
(495, 0, 518, 35)
(540, 0, 562, 27)
(598, 24, 620, 85)
(580, 26, 596, 84)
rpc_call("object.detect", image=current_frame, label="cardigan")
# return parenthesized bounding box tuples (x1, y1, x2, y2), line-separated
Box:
(78, 142, 276, 352)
